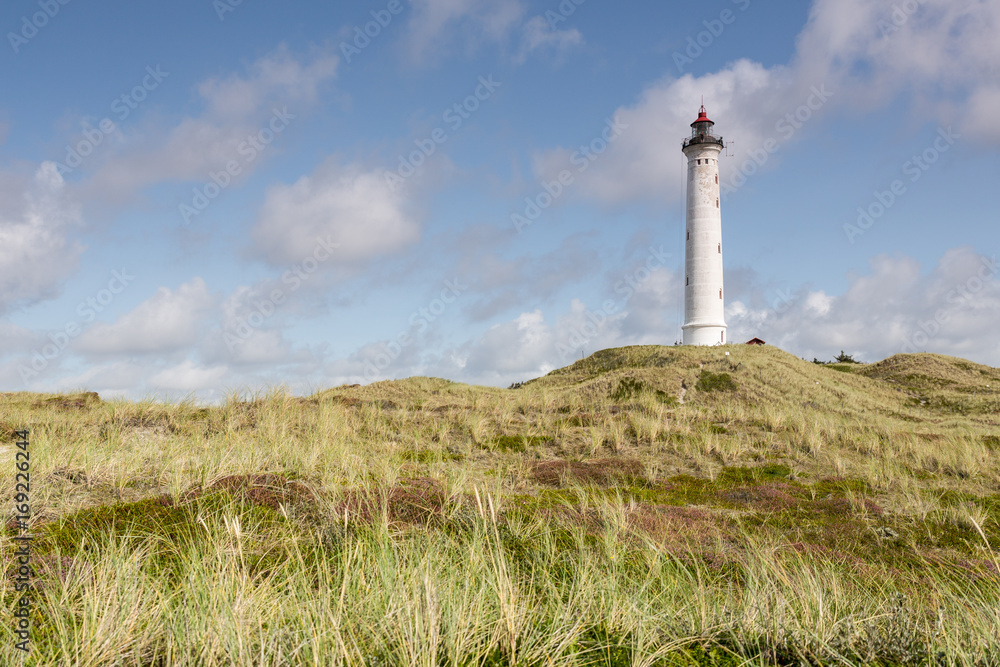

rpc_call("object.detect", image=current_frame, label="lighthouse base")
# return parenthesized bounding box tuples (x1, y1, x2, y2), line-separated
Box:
(682, 324, 727, 346)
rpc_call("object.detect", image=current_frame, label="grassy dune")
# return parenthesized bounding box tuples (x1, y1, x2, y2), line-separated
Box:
(2, 344, 999, 665)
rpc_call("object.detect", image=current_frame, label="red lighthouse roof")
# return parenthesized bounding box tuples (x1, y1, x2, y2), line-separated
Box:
(690, 104, 713, 127)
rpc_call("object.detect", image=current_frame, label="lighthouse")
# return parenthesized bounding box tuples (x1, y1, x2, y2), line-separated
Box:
(681, 105, 727, 346)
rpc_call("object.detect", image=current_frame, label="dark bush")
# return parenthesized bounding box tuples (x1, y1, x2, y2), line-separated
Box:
(696, 371, 736, 392)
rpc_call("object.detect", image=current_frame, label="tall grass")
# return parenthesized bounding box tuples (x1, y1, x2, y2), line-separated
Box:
(3, 345, 1000, 664)
(4, 490, 999, 665)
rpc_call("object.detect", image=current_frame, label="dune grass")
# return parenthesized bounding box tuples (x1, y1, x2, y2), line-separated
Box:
(2, 345, 999, 665)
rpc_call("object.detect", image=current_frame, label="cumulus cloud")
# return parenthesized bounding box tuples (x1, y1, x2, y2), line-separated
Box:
(201, 284, 313, 367)
(51, 358, 232, 399)
(794, 0, 1000, 113)
(464, 310, 553, 376)
(0, 322, 38, 363)
(532, 59, 787, 206)
(404, 0, 582, 64)
(75, 278, 216, 357)
(514, 15, 583, 64)
(148, 360, 230, 393)
(0, 162, 84, 313)
(81, 47, 338, 204)
(362, 246, 999, 387)
(964, 85, 1000, 145)
(727, 247, 1000, 364)
(250, 159, 421, 268)
(532, 0, 1000, 207)
(196, 47, 338, 119)
(14, 271, 328, 397)
(17, 245, 997, 398)
(454, 233, 599, 322)
(404, 0, 525, 61)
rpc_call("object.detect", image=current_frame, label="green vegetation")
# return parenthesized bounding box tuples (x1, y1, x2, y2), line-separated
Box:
(2, 345, 1000, 665)
(695, 370, 736, 392)
(834, 350, 860, 364)
(610, 377, 678, 405)
(488, 434, 551, 452)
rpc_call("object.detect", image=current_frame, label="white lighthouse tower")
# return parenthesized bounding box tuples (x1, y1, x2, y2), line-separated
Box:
(681, 105, 727, 346)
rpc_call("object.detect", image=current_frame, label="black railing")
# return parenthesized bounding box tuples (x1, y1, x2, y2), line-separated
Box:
(682, 134, 725, 149)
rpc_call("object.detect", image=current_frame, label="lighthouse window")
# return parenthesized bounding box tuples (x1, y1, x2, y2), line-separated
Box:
(718, 243, 721, 253)
(716, 198, 719, 208)
(715, 175, 718, 184)
(719, 289, 723, 299)
(697, 159, 701, 165)
(686, 231, 689, 240)
(686, 276, 689, 286)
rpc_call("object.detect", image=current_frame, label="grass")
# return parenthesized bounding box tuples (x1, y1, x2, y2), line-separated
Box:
(695, 371, 737, 392)
(2, 344, 1000, 665)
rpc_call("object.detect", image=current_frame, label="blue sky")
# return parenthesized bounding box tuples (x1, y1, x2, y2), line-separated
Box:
(2, 0, 998, 400)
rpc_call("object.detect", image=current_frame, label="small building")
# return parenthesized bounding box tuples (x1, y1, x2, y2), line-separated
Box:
(746, 337, 766, 346)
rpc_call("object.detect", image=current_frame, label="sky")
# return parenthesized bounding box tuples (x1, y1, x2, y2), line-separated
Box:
(1, 0, 998, 401)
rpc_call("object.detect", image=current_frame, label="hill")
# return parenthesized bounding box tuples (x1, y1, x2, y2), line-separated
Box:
(1, 345, 999, 665)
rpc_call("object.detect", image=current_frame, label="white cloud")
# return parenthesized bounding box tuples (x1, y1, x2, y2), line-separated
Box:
(404, 0, 525, 62)
(196, 46, 338, 120)
(47, 361, 149, 396)
(532, 0, 1000, 206)
(964, 85, 1000, 145)
(403, 0, 583, 65)
(81, 47, 337, 203)
(0, 321, 36, 356)
(75, 278, 216, 357)
(148, 360, 229, 393)
(16, 244, 998, 397)
(532, 59, 786, 206)
(250, 159, 421, 268)
(201, 284, 312, 367)
(0, 162, 84, 313)
(368, 246, 999, 387)
(515, 15, 583, 64)
(795, 0, 1000, 113)
(804, 291, 833, 316)
(463, 309, 555, 379)
(727, 247, 1000, 363)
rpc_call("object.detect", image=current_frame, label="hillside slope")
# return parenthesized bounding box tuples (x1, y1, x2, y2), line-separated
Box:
(2, 346, 999, 664)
